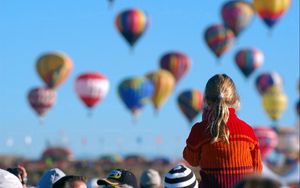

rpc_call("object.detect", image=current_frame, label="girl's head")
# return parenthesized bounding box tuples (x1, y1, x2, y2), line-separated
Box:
(204, 74, 239, 143)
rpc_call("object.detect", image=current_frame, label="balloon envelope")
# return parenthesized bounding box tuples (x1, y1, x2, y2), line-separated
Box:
(262, 86, 287, 121)
(118, 77, 154, 117)
(254, 126, 278, 160)
(253, 0, 291, 28)
(255, 72, 283, 95)
(177, 89, 203, 123)
(160, 52, 191, 83)
(204, 24, 235, 58)
(221, 0, 254, 37)
(115, 9, 149, 47)
(74, 72, 109, 108)
(146, 70, 175, 110)
(36, 52, 73, 89)
(28, 87, 56, 117)
(235, 48, 264, 78)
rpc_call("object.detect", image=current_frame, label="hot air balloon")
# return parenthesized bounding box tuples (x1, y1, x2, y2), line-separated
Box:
(253, 0, 291, 29)
(146, 70, 175, 111)
(74, 72, 109, 110)
(204, 24, 235, 59)
(118, 77, 154, 118)
(254, 126, 278, 160)
(262, 86, 288, 121)
(235, 48, 264, 78)
(177, 89, 203, 123)
(115, 9, 149, 48)
(276, 127, 299, 157)
(36, 52, 73, 89)
(28, 87, 56, 118)
(159, 52, 191, 83)
(255, 72, 283, 95)
(221, 0, 255, 37)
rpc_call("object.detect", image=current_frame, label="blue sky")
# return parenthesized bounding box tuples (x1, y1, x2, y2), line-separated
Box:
(0, 0, 299, 160)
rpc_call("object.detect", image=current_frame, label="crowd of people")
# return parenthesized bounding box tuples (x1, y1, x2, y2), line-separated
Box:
(0, 164, 285, 188)
(1, 74, 298, 188)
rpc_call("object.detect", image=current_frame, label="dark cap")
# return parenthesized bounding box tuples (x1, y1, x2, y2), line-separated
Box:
(97, 169, 138, 188)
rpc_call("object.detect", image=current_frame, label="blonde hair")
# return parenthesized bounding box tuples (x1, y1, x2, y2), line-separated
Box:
(204, 74, 239, 144)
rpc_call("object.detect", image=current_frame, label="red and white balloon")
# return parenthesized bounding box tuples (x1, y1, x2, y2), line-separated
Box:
(75, 72, 109, 108)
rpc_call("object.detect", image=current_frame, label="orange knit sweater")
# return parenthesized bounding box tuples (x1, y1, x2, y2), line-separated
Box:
(183, 108, 262, 188)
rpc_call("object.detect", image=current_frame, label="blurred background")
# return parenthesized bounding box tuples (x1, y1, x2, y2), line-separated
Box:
(0, 0, 299, 186)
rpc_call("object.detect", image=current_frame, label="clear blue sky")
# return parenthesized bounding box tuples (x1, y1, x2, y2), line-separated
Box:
(0, 0, 299, 160)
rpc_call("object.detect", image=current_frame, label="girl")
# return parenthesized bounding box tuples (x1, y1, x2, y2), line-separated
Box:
(183, 74, 262, 188)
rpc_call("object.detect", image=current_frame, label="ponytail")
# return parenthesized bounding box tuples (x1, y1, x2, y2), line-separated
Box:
(209, 98, 230, 144)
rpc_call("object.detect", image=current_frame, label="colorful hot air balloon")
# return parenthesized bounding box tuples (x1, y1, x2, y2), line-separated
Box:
(74, 72, 109, 109)
(28, 87, 56, 118)
(235, 48, 264, 78)
(262, 86, 288, 121)
(118, 77, 154, 117)
(221, 0, 255, 37)
(177, 89, 203, 123)
(36, 52, 73, 89)
(255, 72, 283, 95)
(115, 9, 149, 48)
(253, 0, 291, 28)
(159, 52, 191, 83)
(254, 126, 278, 160)
(204, 24, 235, 59)
(146, 70, 176, 111)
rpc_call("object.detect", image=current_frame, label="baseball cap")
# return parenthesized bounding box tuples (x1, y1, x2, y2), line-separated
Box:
(97, 169, 138, 188)
(140, 169, 161, 188)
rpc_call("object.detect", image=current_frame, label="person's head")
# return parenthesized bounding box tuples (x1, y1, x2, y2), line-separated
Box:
(164, 164, 198, 188)
(0, 169, 23, 188)
(234, 175, 282, 188)
(204, 74, 239, 144)
(52, 175, 87, 188)
(97, 169, 138, 188)
(140, 169, 161, 188)
(37, 168, 66, 188)
(6, 165, 28, 187)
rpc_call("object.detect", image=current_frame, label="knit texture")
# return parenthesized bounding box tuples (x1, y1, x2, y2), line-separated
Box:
(183, 108, 262, 188)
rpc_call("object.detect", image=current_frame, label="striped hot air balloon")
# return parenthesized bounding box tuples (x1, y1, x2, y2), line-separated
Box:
(255, 72, 283, 95)
(262, 86, 288, 121)
(221, 0, 255, 37)
(74, 72, 109, 109)
(160, 52, 191, 83)
(115, 8, 149, 48)
(253, 0, 291, 28)
(177, 89, 203, 123)
(146, 70, 176, 111)
(36, 52, 73, 89)
(118, 77, 154, 118)
(204, 24, 235, 59)
(28, 87, 56, 118)
(235, 48, 264, 78)
(254, 126, 278, 160)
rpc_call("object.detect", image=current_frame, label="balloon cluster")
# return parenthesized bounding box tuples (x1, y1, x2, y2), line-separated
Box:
(28, 53, 73, 121)
(255, 72, 287, 122)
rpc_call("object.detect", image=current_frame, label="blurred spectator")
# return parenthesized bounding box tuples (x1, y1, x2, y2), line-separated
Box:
(164, 164, 198, 188)
(6, 165, 28, 188)
(97, 169, 138, 188)
(234, 175, 282, 188)
(140, 169, 161, 188)
(0, 168, 23, 188)
(53, 175, 87, 188)
(37, 168, 66, 188)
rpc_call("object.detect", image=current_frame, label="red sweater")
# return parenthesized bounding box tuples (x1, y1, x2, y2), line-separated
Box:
(183, 108, 262, 188)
